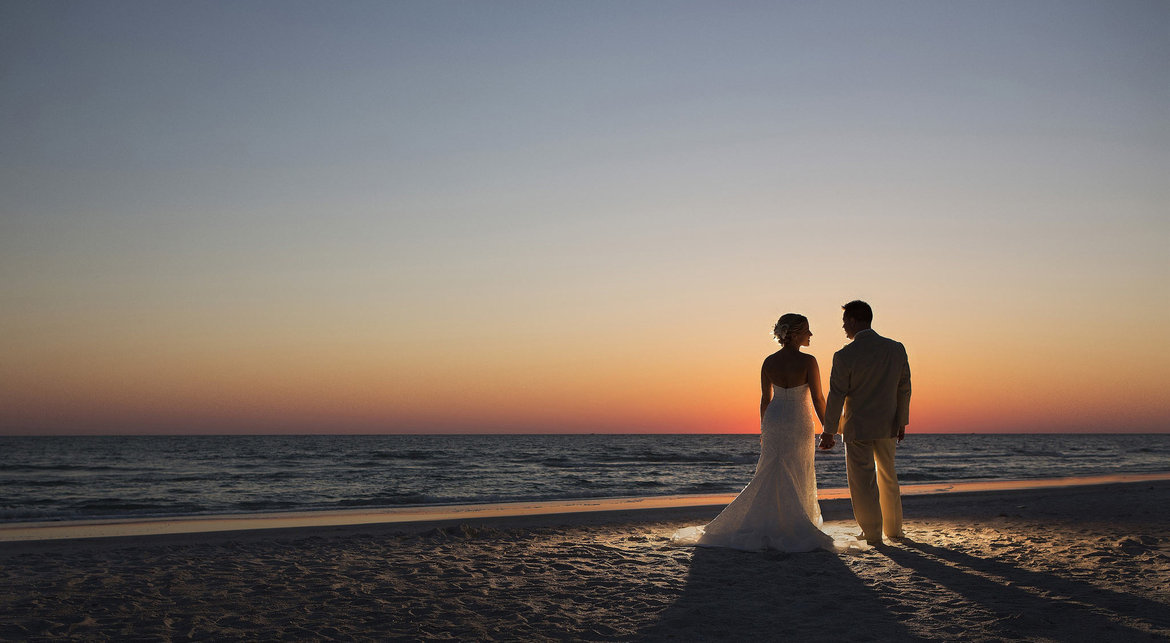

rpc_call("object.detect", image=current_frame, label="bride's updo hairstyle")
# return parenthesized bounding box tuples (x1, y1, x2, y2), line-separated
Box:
(772, 313, 808, 346)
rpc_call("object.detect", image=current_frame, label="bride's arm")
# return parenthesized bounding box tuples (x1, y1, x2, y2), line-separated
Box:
(807, 355, 827, 428)
(760, 362, 773, 420)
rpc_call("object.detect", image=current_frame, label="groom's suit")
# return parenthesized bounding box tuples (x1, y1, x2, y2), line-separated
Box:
(824, 328, 911, 541)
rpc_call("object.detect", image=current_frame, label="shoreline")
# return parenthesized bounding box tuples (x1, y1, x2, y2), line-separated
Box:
(4, 472, 1168, 545)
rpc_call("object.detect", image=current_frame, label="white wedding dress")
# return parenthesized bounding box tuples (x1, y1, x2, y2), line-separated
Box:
(673, 383, 834, 552)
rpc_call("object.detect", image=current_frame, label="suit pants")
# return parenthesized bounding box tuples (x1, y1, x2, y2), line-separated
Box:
(845, 438, 903, 541)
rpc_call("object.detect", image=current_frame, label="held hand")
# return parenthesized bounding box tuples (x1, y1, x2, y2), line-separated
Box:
(818, 433, 835, 450)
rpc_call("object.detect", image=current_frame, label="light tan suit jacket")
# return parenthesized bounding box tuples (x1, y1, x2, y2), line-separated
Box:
(824, 329, 911, 442)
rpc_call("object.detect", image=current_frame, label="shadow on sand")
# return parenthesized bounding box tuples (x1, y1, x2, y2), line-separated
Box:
(880, 538, 1168, 640)
(636, 545, 922, 641)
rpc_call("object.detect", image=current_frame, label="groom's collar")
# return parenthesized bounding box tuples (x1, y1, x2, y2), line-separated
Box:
(853, 328, 876, 340)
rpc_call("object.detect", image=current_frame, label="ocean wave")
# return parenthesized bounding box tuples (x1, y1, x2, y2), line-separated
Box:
(368, 450, 435, 461)
(0, 463, 145, 473)
(0, 506, 75, 521)
(897, 472, 961, 482)
(218, 470, 301, 481)
(540, 453, 755, 468)
(608, 451, 755, 464)
(232, 500, 308, 511)
(0, 478, 76, 487)
(61, 500, 210, 519)
(901, 452, 1000, 461)
(325, 494, 441, 507)
(676, 481, 742, 494)
(2, 433, 1168, 524)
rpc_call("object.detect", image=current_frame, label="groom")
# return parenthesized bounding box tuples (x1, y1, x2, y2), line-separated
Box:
(819, 300, 911, 544)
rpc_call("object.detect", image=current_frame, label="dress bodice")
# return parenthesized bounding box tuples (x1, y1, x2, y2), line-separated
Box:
(772, 383, 809, 400)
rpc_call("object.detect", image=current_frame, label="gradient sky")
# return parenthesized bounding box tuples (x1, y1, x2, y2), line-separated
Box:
(2, 1, 1168, 435)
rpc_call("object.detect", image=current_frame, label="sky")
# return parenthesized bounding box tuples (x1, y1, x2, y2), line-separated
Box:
(2, 0, 1167, 435)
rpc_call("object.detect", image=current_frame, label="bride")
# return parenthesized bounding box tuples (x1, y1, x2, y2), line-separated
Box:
(673, 313, 834, 552)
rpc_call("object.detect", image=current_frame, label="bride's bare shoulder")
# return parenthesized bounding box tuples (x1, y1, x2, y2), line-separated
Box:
(761, 350, 784, 365)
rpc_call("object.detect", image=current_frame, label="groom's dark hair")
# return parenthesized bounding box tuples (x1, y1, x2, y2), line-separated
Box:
(842, 300, 873, 325)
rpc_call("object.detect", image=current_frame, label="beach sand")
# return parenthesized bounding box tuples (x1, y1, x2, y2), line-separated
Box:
(2, 479, 1169, 641)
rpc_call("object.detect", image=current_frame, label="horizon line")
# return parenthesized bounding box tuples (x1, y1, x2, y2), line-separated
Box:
(2, 430, 1168, 438)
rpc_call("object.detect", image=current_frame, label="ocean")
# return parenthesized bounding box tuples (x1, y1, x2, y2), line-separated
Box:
(2, 433, 1168, 524)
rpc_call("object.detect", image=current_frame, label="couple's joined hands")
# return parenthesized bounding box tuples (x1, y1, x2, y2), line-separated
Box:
(818, 426, 906, 449)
